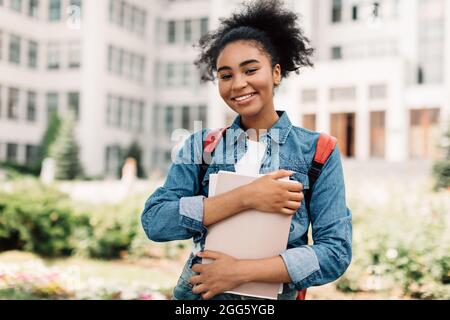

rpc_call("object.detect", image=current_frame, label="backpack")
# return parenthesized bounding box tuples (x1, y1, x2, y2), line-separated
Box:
(199, 127, 338, 300)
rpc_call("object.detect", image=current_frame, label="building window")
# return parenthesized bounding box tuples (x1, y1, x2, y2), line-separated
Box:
(107, 45, 114, 72)
(369, 84, 387, 100)
(68, 92, 80, 120)
(6, 143, 18, 162)
(200, 18, 208, 37)
(26, 145, 40, 164)
(25, 145, 36, 164)
(330, 87, 356, 101)
(331, 46, 342, 60)
(152, 105, 160, 134)
(122, 51, 131, 78)
(122, 99, 131, 130)
(68, 42, 81, 68)
(46, 92, 58, 121)
(119, 0, 125, 26)
(123, 3, 133, 31)
(332, 0, 342, 23)
(117, 48, 124, 75)
(165, 106, 174, 134)
(182, 62, 192, 86)
(166, 63, 175, 87)
(105, 145, 122, 177)
(9, 35, 21, 64)
(10, 0, 21, 12)
(352, 5, 358, 21)
(0, 85, 3, 117)
(168, 20, 176, 44)
(302, 89, 317, 103)
(116, 97, 123, 128)
(302, 114, 316, 131)
(28, 40, 38, 69)
(138, 56, 145, 82)
(138, 101, 144, 132)
(47, 43, 60, 69)
(0, 31, 3, 61)
(181, 105, 190, 130)
(106, 94, 113, 126)
(28, 0, 38, 17)
(184, 19, 192, 43)
(49, 0, 60, 21)
(131, 54, 139, 80)
(198, 105, 207, 126)
(108, 0, 116, 23)
(27, 91, 37, 121)
(8, 88, 19, 120)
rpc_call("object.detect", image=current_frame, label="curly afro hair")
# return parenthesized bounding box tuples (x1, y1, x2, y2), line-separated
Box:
(194, 0, 314, 83)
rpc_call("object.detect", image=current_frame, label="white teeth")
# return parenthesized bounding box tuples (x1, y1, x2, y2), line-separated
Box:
(235, 94, 254, 101)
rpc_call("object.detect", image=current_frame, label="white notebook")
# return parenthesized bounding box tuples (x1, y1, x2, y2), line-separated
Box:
(202, 170, 296, 300)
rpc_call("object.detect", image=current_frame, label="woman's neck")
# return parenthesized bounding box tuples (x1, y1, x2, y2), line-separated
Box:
(240, 107, 279, 142)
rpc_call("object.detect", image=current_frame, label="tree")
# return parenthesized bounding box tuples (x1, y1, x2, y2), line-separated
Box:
(40, 112, 62, 160)
(124, 141, 146, 178)
(49, 111, 83, 180)
(432, 125, 450, 190)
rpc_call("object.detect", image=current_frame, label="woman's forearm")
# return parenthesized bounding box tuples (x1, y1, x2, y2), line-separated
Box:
(203, 185, 252, 226)
(237, 256, 292, 284)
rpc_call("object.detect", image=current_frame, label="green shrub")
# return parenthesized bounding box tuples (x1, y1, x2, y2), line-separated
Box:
(73, 196, 142, 260)
(0, 161, 41, 177)
(0, 179, 142, 260)
(0, 180, 77, 257)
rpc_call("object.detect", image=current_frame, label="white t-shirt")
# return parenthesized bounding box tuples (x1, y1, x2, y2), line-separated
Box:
(234, 137, 267, 176)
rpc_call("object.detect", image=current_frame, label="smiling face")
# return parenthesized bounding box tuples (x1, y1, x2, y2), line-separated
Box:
(216, 40, 281, 119)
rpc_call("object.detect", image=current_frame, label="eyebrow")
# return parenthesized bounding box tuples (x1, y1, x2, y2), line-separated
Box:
(217, 59, 261, 73)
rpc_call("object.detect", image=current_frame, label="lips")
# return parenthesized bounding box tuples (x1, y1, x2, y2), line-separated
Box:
(231, 92, 257, 102)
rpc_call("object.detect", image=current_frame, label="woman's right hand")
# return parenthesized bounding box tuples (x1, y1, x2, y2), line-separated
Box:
(241, 170, 304, 215)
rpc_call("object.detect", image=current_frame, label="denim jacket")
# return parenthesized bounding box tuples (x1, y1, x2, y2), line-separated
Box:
(141, 110, 352, 298)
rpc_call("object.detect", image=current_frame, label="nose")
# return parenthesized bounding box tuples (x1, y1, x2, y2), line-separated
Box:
(231, 73, 247, 91)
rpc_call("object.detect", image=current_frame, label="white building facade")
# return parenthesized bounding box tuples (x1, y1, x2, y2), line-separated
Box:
(1, 0, 449, 177)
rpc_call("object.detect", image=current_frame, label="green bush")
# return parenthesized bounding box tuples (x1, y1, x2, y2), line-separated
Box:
(432, 125, 450, 191)
(73, 196, 142, 260)
(0, 180, 77, 257)
(0, 161, 41, 177)
(0, 179, 142, 260)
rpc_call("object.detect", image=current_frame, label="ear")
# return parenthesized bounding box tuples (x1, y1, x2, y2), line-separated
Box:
(273, 64, 281, 86)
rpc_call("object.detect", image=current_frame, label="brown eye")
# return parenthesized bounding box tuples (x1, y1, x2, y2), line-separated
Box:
(220, 74, 232, 80)
(245, 68, 258, 75)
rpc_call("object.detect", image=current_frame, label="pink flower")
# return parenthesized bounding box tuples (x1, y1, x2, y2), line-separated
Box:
(138, 293, 153, 300)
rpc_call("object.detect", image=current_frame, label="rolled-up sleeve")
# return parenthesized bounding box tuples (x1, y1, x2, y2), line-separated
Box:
(179, 195, 207, 234)
(280, 146, 352, 290)
(141, 130, 208, 243)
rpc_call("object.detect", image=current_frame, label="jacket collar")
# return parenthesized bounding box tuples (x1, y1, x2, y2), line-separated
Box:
(229, 110, 293, 145)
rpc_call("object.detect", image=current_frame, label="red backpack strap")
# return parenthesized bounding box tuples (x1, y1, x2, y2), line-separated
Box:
(296, 288, 307, 300)
(314, 133, 338, 165)
(204, 127, 228, 153)
(199, 127, 228, 185)
(299, 133, 337, 301)
(307, 132, 338, 192)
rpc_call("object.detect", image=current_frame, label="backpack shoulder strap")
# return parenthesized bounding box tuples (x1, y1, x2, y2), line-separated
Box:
(199, 127, 228, 184)
(305, 133, 338, 214)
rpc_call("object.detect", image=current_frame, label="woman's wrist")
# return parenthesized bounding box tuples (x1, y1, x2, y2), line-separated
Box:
(235, 184, 253, 211)
(235, 259, 255, 284)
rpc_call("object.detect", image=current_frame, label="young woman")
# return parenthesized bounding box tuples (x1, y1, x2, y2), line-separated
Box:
(141, 0, 352, 300)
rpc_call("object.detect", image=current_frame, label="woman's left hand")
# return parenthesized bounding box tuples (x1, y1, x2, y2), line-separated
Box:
(189, 250, 245, 300)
